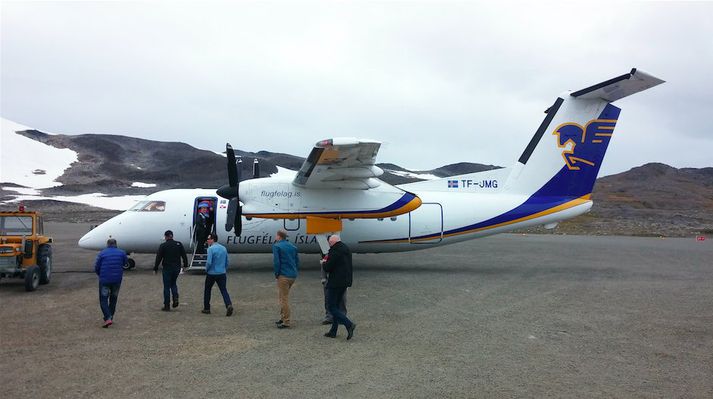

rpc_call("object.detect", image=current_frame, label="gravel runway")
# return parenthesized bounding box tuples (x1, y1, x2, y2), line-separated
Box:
(1, 223, 711, 398)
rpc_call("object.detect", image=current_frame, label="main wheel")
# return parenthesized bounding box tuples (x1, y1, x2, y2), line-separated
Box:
(123, 258, 136, 270)
(38, 244, 52, 285)
(24, 265, 40, 291)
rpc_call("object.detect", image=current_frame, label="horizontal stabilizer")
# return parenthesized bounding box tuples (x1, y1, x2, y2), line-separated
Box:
(570, 68, 664, 102)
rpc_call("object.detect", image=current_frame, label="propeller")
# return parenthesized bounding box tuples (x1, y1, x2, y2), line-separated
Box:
(217, 144, 242, 236)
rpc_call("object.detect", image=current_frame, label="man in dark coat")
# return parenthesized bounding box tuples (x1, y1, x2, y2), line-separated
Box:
(321, 234, 356, 340)
(94, 238, 127, 328)
(321, 253, 347, 325)
(154, 230, 188, 311)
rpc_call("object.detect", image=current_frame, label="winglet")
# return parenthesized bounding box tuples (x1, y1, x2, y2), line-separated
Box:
(570, 68, 665, 102)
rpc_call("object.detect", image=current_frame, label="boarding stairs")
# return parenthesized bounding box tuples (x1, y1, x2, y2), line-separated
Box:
(188, 252, 207, 271)
(186, 229, 207, 271)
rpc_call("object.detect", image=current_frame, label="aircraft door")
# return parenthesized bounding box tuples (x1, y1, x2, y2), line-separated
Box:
(409, 203, 443, 244)
(283, 183, 301, 232)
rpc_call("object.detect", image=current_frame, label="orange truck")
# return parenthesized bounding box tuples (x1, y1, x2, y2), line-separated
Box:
(0, 209, 52, 291)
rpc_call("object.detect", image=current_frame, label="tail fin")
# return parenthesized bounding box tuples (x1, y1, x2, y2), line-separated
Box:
(505, 68, 664, 198)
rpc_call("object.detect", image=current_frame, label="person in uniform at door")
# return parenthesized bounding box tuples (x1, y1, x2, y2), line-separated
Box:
(194, 201, 214, 254)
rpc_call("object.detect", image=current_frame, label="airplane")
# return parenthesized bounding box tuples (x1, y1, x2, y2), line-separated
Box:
(78, 68, 664, 268)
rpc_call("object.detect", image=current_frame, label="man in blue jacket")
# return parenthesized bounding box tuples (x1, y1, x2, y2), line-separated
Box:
(94, 238, 128, 328)
(272, 229, 299, 328)
(202, 233, 234, 316)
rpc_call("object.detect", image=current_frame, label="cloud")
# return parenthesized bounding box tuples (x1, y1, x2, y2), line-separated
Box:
(1, 1, 711, 176)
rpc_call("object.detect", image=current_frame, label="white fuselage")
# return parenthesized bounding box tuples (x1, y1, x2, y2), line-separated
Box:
(78, 184, 592, 254)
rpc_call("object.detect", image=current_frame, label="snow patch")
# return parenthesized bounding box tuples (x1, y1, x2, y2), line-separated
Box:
(384, 169, 439, 180)
(131, 182, 157, 188)
(271, 166, 297, 178)
(1, 117, 78, 188)
(4, 193, 145, 211)
(2, 186, 40, 195)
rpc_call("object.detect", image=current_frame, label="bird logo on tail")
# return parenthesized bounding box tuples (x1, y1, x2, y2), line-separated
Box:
(552, 119, 617, 170)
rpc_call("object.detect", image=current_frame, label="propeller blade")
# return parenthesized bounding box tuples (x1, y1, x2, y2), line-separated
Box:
(217, 143, 240, 200)
(226, 199, 237, 232)
(220, 143, 243, 235)
(227, 144, 238, 187)
(235, 205, 242, 236)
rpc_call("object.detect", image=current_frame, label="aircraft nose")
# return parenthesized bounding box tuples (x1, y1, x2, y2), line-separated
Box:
(78, 225, 106, 250)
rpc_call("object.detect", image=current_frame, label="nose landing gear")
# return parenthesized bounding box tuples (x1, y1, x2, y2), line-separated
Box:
(123, 258, 136, 271)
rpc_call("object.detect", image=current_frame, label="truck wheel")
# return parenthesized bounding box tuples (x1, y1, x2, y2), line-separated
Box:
(123, 258, 136, 271)
(25, 266, 40, 291)
(38, 245, 52, 285)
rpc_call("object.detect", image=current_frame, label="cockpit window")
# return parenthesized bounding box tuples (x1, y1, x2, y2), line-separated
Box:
(129, 200, 166, 212)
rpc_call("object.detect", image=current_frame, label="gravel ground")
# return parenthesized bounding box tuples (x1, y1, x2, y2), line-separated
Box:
(1, 223, 712, 398)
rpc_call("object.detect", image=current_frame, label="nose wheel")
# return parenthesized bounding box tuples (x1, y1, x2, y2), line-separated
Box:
(123, 258, 136, 271)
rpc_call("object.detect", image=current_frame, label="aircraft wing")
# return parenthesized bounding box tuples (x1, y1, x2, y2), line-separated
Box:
(293, 138, 384, 189)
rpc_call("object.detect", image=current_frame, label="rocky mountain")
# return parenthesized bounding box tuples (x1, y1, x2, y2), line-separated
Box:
(13, 129, 292, 195)
(2, 124, 711, 236)
(555, 163, 713, 236)
(10, 129, 499, 195)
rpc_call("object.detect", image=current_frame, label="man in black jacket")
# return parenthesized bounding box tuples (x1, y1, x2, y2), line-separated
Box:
(321, 235, 356, 340)
(154, 230, 188, 311)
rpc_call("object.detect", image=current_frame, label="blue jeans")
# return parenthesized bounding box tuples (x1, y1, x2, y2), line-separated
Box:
(162, 267, 180, 306)
(99, 282, 121, 321)
(327, 287, 353, 334)
(324, 285, 347, 321)
(204, 273, 232, 310)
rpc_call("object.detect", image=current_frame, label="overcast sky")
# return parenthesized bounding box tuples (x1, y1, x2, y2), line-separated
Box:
(1, 1, 711, 176)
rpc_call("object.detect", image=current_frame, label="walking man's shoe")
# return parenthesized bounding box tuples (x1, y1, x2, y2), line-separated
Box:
(346, 323, 356, 340)
(275, 320, 284, 325)
(324, 332, 336, 338)
(172, 298, 179, 308)
(102, 320, 113, 328)
(226, 305, 234, 317)
(161, 305, 171, 312)
(277, 323, 290, 329)
(201, 309, 211, 314)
